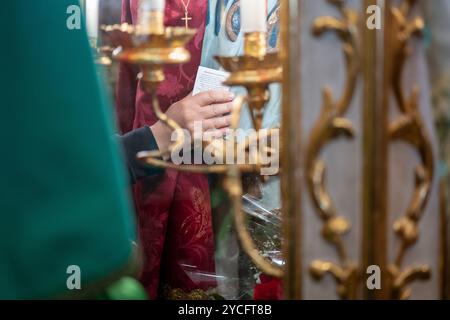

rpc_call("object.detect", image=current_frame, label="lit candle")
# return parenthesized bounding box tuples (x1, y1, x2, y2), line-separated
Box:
(86, 0, 99, 39)
(240, 0, 267, 33)
(138, 0, 166, 34)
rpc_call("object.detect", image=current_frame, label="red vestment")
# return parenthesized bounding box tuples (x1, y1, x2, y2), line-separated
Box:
(116, 0, 215, 299)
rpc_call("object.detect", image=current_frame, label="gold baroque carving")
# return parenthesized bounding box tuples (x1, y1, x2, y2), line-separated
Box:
(386, 0, 434, 300)
(306, 0, 360, 299)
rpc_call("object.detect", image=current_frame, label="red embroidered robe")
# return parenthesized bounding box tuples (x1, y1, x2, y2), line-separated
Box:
(116, 0, 215, 299)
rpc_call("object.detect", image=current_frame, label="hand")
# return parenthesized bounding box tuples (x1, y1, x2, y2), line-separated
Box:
(150, 90, 235, 155)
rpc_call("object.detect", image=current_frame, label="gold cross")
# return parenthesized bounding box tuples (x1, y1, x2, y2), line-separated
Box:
(181, 11, 192, 29)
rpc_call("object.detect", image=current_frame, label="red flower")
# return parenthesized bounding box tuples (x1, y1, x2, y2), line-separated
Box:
(253, 275, 283, 300)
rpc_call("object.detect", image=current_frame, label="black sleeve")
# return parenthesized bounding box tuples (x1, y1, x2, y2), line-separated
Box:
(117, 126, 164, 184)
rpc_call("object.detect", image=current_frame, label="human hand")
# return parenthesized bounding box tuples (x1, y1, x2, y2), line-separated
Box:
(150, 90, 235, 155)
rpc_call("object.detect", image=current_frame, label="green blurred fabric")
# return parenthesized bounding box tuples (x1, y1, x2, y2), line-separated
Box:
(98, 277, 148, 300)
(0, 1, 137, 299)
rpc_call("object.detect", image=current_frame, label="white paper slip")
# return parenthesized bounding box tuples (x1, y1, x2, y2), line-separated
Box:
(193, 66, 230, 95)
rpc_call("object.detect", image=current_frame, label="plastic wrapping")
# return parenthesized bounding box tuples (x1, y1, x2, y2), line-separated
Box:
(177, 176, 283, 300)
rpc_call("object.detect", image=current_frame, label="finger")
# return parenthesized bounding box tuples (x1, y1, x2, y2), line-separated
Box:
(204, 128, 230, 140)
(192, 90, 235, 106)
(219, 127, 232, 137)
(203, 114, 232, 130)
(201, 102, 233, 119)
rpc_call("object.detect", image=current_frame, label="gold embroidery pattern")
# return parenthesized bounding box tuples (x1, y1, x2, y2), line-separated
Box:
(163, 286, 217, 300)
(178, 187, 211, 240)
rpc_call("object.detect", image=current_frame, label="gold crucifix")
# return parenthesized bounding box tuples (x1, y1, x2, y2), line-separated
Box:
(181, 10, 192, 29)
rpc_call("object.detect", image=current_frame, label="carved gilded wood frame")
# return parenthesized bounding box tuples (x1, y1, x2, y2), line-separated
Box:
(280, 0, 443, 299)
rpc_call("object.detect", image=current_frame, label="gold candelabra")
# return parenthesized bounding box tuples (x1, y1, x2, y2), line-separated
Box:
(102, 20, 283, 278)
(215, 32, 283, 277)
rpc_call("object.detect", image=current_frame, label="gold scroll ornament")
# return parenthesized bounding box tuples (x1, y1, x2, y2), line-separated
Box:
(386, 0, 434, 300)
(306, 0, 360, 299)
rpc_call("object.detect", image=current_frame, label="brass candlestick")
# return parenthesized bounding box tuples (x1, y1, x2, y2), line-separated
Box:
(102, 22, 195, 88)
(214, 32, 284, 278)
(215, 32, 282, 131)
(95, 46, 113, 67)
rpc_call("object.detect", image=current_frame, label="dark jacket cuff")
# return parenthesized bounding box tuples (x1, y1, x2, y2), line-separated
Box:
(118, 126, 164, 183)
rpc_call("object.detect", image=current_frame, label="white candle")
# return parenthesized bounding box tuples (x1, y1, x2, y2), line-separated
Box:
(149, 0, 165, 10)
(138, 0, 166, 32)
(138, 0, 166, 17)
(240, 0, 267, 33)
(86, 0, 99, 39)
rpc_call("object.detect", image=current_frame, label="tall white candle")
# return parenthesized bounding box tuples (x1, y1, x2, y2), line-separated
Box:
(240, 0, 267, 33)
(139, 0, 165, 12)
(86, 0, 99, 39)
(138, 0, 166, 32)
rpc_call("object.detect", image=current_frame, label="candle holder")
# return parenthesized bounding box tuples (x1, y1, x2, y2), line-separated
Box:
(215, 32, 282, 131)
(102, 23, 194, 87)
(92, 45, 114, 67)
(91, 41, 117, 95)
(213, 31, 284, 278)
